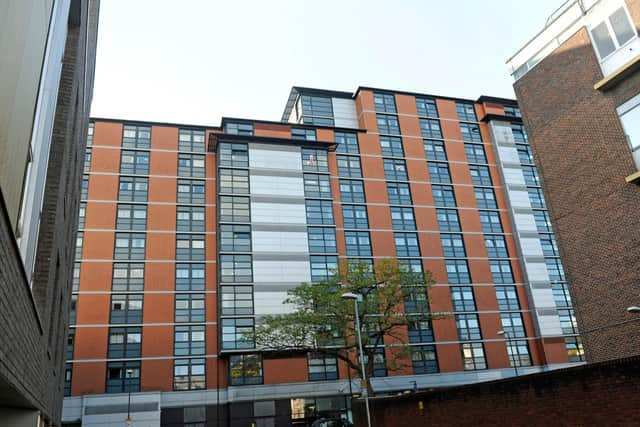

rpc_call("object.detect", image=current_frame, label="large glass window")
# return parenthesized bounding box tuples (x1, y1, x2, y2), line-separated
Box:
(377, 114, 401, 135)
(308, 227, 337, 253)
(495, 286, 520, 311)
(308, 353, 338, 381)
(177, 179, 205, 204)
(177, 206, 206, 232)
(106, 361, 140, 393)
(174, 358, 205, 390)
(178, 154, 206, 178)
(420, 119, 442, 139)
(218, 142, 249, 166)
(428, 162, 451, 183)
(306, 200, 334, 225)
(533, 210, 552, 233)
(432, 185, 456, 207)
(220, 254, 252, 283)
(120, 150, 149, 175)
(114, 233, 146, 259)
(436, 209, 461, 232)
(374, 93, 397, 113)
(345, 231, 372, 256)
(546, 258, 566, 282)
(566, 337, 585, 362)
(224, 122, 253, 136)
(469, 165, 492, 186)
(446, 260, 471, 284)
(384, 158, 408, 181)
(292, 128, 317, 141)
(310, 256, 338, 282)
(335, 132, 359, 154)
(451, 286, 476, 312)
(441, 234, 466, 257)
(465, 143, 487, 164)
(175, 294, 205, 323)
(387, 182, 412, 205)
(83, 148, 92, 173)
(116, 204, 147, 230)
(416, 97, 438, 117)
(229, 354, 262, 385)
(219, 196, 250, 222)
(304, 174, 332, 198)
(456, 102, 477, 122)
(528, 188, 546, 209)
(474, 187, 497, 209)
(411, 345, 438, 374)
(517, 144, 534, 164)
(222, 319, 255, 350)
(511, 124, 528, 142)
(221, 285, 254, 315)
(490, 260, 514, 284)
(460, 123, 482, 142)
(391, 207, 416, 230)
(110, 294, 143, 323)
(176, 234, 206, 261)
(424, 139, 447, 161)
(540, 235, 559, 257)
(591, 7, 637, 59)
(176, 263, 205, 291)
(552, 283, 572, 308)
(507, 340, 532, 367)
(219, 224, 251, 252)
(479, 211, 503, 233)
(394, 232, 420, 257)
(112, 263, 144, 292)
(122, 125, 151, 149)
(108, 327, 142, 358)
(302, 148, 329, 172)
(500, 312, 526, 338)
(559, 309, 578, 334)
(339, 179, 365, 203)
(174, 325, 206, 356)
(522, 166, 540, 186)
(456, 314, 481, 340)
(408, 319, 434, 343)
(337, 155, 362, 177)
(485, 235, 508, 258)
(178, 129, 206, 152)
(380, 136, 404, 157)
(300, 95, 334, 126)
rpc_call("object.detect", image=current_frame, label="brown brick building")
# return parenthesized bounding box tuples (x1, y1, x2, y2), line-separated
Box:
(63, 86, 583, 426)
(0, 1, 100, 426)
(508, 0, 640, 362)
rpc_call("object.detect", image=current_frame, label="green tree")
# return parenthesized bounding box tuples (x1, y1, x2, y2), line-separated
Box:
(253, 259, 435, 395)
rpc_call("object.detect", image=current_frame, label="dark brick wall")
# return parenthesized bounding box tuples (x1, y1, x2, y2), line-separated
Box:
(0, 1, 99, 425)
(353, 356, 640, 427)
(513, 25, 640, 362)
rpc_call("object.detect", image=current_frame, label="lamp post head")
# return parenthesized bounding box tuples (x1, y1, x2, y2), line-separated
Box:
(342, 292, 362, 302)
(497, 330, 507, 336)
(626, 306, 640, 313)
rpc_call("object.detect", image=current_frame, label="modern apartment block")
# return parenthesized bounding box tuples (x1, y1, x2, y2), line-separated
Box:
(63, 85, 582, 426)
(508, 0, 640, 362)
(0, 1, 99, 426)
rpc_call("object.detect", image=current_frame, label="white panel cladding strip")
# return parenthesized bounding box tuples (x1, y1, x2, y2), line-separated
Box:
(520, 237, 545, 257)
(253, 260, 311, 283)
(249, 174, 304, 197)
(252, 230, 309, 253)
(253, 291, 296, 315)
(332, 97, 358, 129)
(525, 261, 551, 282)
(249, 144, 302, 170)
(508, 189, 532, 209)
(502, 167, 527, 186)
(535, 314, 563, 336)
(498, 146, 521, 165)
(251, 202, 307, 224)
(531, 287, 557, 308)
(513, 213, 538, 232)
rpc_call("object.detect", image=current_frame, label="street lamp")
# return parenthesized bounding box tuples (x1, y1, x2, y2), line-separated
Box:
(342, 292, 372, 427)
(124, 369, 133, 426)
(497, 330, 519, 377)
(626, 306, 640, 313)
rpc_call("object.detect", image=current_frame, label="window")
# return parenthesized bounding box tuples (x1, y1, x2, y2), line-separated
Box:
(219, 196, 250, 222)
(403, 285, 428, 313)
(174, 325, 206, 356)
(178, 129, 205, 152)
(308, 227, 337, 253)
(220, 254, 252, 283)
(176, 263, 205, 291)
(394, 232, 420, 257)
(501, 312, 526, 338)
(507, 340, 532, 367)
(69, 295, 78, 325)
(533, 210, 552, 233)
(419, 119, 442, 139)
(446, 260, 471, 284)
(465, 143, 487, 164)
(304, 174, 332, 198)
(219, 142, 249, 167)
(177, 206, 205, 232)
(441, 234, 466, 257)
(462, 343, 486, 370)
(66, 330, 75, 360)
(221, 285, 254, 315)
(559, 309, 578, 334)
(528, 188, 546, 209)
(112, 263, 144, 292)
(451, 286, 476, 312)
(566, 337, 585, 362)
(363, 348, 387, 377)
(64, 364, 72, 396)
(292, 128, 317, 141)
(540, 236, 559, 257)
(345, 231, 372, 256)
(337, 155, 362, 177)
(114, 233, 146, 259)
(490, 260, 514, 284)
(387, 182, 412, 205)
(511, 124, 528, 143)
(460, 123, 482, 142)
(416, 97, 438, 117)
(436, 209, 461, 232)
(522, 166, 540, 186)
(553, 283, 572, 308)
(116, 204, 147, 230)
(474, 187, 497, 209)
(432, 185, 456, 207)
(428, 162, 451, 184)
(219, 224, 251, 252)
(469, 165, 492, 186)
(308, 353, 338, 381)
(122, 125, 150, 149)
(412, 345, 438, 374)
(591, 6, 637, 59)
(224, 122, 253, 136)
(479, 211, 503, 233)
(81, 175, 89, 200)
(175, 294, 205, 323)
(229, 354, 262, 385)
(78, 202, 86, 229)
(391, 207, 416, 230)
(485, 235, 508, 258)
(299, 95, 334, 126)
(306, 200, 334, 225)
(120, 150, 149, 175)
(222, 318, 255, 350)
(496, 286, 520, 310)
(87, 122, 94, 145)
(504, 106, 521, 117)
(424, 139, 447, 161)
(619, 96, 640, 167)
(302, 148, 329, 172)
(73, 263, 81, 292)
(456, 314, 481, 340)
(456, 102, 477, 122)
(384, 158, 408, 181)
(545, 258, 565, 282)
(408, 319, 434, 343)
(517, 144, 534, 164)
(335, 132, 359, 154)
(83, 147, 91, 173)
(106, 361, 140, 393)
(377, 114, 400, 135)
(110, 294, 143, 323)
(108, 327, 142, 358)
(176, 234, 206, 261)
(310, 256, 338, 282)
(219, 168, 249, 195)
(178, 154, 206, 178)
(374, 93, 397, 113)
(380, 136, 404, 157)
(339, 179, 365, 203)
(174, 358, 205, 390)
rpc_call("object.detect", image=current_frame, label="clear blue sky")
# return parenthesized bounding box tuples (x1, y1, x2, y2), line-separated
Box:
(90, 0, 562, 125)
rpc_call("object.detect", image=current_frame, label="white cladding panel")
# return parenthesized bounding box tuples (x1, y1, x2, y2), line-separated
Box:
(251, 202, 307, 224)
(252, 231, 308, 253)
(332, 98, 358, 129)
(525, 261, 551, 282)
(514, 213, 537, 232)
(250, 175, 304, 197)
(498, 146, 520, 164)
(249, 146, 302, 170)
(491, 125, 515, 144)
(531, 287, 557, 308)
(536, 314, 563, 336)
(253, 261, 311, 283)
(503, 168, 526, 186)
(254, 291, 295, 315)
(520, 238, 545, 257)
(508, 189, 532, 209)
